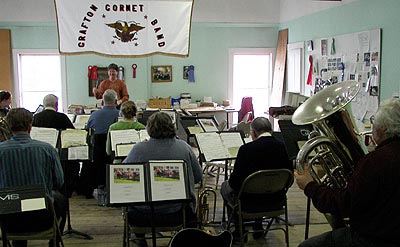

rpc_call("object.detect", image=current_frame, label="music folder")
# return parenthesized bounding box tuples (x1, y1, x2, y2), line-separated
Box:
(110, 129, 150, 158)
(106, 160, 190, 206)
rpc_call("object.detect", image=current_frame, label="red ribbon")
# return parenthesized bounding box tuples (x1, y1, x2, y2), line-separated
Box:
(307, 55, 313, 85)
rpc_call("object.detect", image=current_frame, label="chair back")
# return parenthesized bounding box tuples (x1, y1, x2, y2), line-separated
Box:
(238, 169, 293, 197)
(237, 97, 254, 122)
(168, 228, 232, 247)
(0, 185, 60, 246)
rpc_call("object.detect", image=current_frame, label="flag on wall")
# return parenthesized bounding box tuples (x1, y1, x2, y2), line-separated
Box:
(54, 0, 193, 57)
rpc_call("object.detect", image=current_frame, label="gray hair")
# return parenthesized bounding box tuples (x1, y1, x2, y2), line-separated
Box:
(103, 89, 117, 104)
(250, 117, 272, 136)
(43, 94, 58, 107)
(374, 98, 400, 138)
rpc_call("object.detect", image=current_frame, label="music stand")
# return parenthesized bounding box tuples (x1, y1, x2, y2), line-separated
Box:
(277, 120, 314, 160)
(59, 129, 94, 240)
(107, 161, 191, 247)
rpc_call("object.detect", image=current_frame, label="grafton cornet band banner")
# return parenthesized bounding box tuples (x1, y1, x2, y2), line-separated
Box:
(54, 0, 193, 57)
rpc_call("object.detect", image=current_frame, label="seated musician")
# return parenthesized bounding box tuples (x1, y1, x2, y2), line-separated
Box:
(33, 94, 79, 197)
(123, 112, 203, 247)
(295, 98, 400, 247)
(0, 108, 66, 247)
(220, 117, 293, 241)
(106, 100, 145, 161)
(80, 89, 120, 198)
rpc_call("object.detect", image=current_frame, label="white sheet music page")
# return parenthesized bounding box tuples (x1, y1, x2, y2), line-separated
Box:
(139, 129, 151, 141)
(68, 146, 89, 160)
(61, 129, 87, 148)
(109, 164, 146, 203)
(195, 132, 228, 161)
(110, 129, 140, 151)
(30, 127, 59, 148)
(219, 132, 244, 158)
(149, 161, 187, 201)
(116, 143, 135, 157)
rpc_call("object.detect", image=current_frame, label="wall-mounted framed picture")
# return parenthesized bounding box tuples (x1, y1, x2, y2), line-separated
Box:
(89, 67, 108, 97)
(183, 66, 189, 79)
(151, 65, 172, 83)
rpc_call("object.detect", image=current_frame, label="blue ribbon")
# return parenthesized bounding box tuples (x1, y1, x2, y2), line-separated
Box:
(188, 65, 195, 82)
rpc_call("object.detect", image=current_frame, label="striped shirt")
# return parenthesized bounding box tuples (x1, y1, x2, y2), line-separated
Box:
(0, 134, 64, 200)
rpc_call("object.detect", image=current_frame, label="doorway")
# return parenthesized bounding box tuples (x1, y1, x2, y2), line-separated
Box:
(228, 48, 275, 124)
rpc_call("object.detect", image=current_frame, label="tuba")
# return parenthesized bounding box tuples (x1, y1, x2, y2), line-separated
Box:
(292, 80, 368, 189)
(197, 186, 217, 229)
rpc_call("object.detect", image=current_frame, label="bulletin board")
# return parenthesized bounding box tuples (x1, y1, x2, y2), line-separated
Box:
(304, 28, 381, 130)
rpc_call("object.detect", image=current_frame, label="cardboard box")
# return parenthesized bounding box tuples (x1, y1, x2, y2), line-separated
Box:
(148, 98, 171, 109)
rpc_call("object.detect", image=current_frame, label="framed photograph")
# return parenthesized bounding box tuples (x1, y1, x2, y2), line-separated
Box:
(151, 65, 172, 83)
(89, 67, 107, 97)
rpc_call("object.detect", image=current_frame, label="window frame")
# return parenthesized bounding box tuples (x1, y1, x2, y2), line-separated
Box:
(12, 49, 68, 112)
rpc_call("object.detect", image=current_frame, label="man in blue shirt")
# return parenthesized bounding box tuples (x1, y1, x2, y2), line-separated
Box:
(83, 89, 120, 198)
(0, 108, 66, 247)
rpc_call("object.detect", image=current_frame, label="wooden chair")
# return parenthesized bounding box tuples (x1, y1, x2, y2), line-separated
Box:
(168, 228, 232, 247)
(226, 169, 293, 247)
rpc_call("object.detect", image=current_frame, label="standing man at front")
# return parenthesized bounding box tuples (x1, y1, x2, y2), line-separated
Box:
(92, 63, 129, 107)
(0, 108, 66, 247)
(221, 117, 293, 242)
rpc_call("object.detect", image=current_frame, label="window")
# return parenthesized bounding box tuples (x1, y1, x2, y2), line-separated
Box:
(13, 50, 67, 112)
(228, 48, 275, 123)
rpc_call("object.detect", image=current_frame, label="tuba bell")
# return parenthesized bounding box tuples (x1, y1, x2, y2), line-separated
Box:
(292, 80, 368, 189)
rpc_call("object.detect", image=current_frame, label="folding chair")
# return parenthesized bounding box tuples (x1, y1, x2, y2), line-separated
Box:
(0, 186, 63, 247)
(226, 169, 293, 247)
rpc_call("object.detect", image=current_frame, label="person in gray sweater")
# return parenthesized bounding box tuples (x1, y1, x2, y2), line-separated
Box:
(123, 111, 203, 247)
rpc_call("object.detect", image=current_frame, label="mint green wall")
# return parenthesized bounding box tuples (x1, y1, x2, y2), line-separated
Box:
(1, 22, 278, 106)
(280, 0, 400, 101)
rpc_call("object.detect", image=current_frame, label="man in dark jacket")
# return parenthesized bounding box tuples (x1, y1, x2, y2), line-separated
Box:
(221, 117, 293, 241)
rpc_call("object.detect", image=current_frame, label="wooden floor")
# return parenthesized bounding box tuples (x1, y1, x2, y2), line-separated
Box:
(9, 175, 332, 247)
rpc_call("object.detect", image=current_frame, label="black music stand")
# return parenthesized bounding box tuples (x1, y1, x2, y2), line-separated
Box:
(194, 131, 245, 224)
(107, 161, 191, 247)
(58, 129, 94, 240)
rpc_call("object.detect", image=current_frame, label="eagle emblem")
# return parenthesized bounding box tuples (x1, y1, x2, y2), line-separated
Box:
(106, 21, 145, 42)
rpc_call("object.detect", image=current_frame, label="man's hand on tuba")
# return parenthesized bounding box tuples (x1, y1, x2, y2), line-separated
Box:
(295, 165, 314, 190)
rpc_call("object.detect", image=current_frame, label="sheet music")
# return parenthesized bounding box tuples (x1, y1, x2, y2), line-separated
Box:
(220, 132, 244, 158)
(110, 129, 141, 151)
(195, 132, 229, 161)
(68, 146, 89, 160)
(30, 127, 59, 148)
(187, 126, 203, 134)
(67, 113, 76, 123)
(139, 129, 150, 141)
(197, 119, 218, 132)
(74, 114, 90, 129)
(61, 129, 87, 148)
(116, 143, 135, 157)
(149, 161, 187, 201)
(109, 164, 146, 203)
